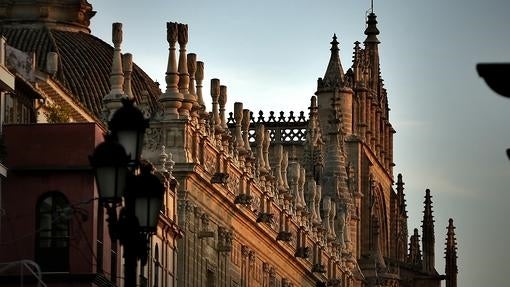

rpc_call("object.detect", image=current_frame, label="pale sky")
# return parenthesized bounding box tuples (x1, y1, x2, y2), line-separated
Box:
(90, 1, 510, 286)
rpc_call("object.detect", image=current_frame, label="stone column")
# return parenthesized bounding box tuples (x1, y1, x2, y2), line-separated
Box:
(177, 23, 192, 118)
(103, 22, 125, 117)
(160, 22, 182, 119)
(122, 53, 133, 99)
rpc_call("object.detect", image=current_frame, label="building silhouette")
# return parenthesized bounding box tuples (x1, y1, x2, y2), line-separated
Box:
(0, 1, 458, 287)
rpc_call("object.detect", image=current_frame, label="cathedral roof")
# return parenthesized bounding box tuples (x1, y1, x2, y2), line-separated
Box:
(0, 1, 160, 119)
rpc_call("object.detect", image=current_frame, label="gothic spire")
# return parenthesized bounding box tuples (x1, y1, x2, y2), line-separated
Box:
(319, 34, 345, 91)
(445, 218, 458, 287)
(395, 173, 409, 262)
(422, 189, 436, 273)
(396, 174, 408, 218)
(363, 12, 381, 92)
(364, 12, 380, 44)
(408, 228, 422, 266)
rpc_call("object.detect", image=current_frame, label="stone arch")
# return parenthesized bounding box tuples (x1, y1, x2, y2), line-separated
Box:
(370, 182, 389, 256)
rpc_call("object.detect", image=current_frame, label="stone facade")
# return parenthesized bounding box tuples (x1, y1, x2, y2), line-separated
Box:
(0, 1, 459, 287)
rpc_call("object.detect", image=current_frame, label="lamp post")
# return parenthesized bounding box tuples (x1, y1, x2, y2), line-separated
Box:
(90, 99, 164, 287)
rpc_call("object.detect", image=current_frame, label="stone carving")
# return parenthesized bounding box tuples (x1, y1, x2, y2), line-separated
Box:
(250, 195, 260, 213)
(198, 213, 214, 238)
(287, 148, 299, 208)
(144, 127, 163, 152)
(218, 227, 233, 252)
(314, 185, 322, 225)
(204, 152, 216, 175)
(336, 200, 347, 250)
(227, 175, 240, 195)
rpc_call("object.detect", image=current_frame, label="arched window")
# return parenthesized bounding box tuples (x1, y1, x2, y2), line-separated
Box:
(35, 191, 70, 272)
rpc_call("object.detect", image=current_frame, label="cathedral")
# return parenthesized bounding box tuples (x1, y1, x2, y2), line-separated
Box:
(0, 1, 458, 287)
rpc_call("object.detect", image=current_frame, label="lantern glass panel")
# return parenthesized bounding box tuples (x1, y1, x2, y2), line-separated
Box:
(95, 166, 127, 202)
(135, 196, 163, 231)
(117, 130, 138, 162)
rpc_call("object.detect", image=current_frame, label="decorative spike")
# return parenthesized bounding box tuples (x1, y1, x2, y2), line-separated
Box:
(445, 218, 458, 287)
(160, 22, 182, 119)
(408, 228, 422, 266)
(422, 189, 436, 273)
(318, 34, 344, 91)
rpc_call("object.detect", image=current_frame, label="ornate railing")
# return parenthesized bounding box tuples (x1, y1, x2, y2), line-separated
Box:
(227, 110, 309, 144)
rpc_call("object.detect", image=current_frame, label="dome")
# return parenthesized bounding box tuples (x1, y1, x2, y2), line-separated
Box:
(0, 0, 160, 119)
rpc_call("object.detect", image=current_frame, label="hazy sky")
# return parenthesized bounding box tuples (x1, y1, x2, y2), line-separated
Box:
(90, 1, 510, 286)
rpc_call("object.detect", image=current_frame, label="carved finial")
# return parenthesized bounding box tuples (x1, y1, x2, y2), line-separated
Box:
(103, 22, 126, 118)
(211, 79, 221, 130)
(167, 22, 178, 43)
(158, 145, 168, 173)
(242, 109, 252, 154)
(187, 53, 200, 119)
(195, 61, 206, 114)
(177, 23, 192, 118)
(263, 128, 271, 172)
(187, 53, 197, 96)
(112, 22, 122, 48)
(319, 34, 344, 91)
(234, 102, 245, 151)
(364, 12, 380, 44)
(122, 53, 133, 99)
(178, 23, 188, 45)
(219, 85, 228, 130)
(160, 22, 182, 119)
(331, 34, 339, 51)
(241, 109, 251, 155)
(256, 125, 266, 174)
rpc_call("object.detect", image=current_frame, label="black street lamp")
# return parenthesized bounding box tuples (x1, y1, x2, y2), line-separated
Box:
(476, 63, 510, 98)
(90, 99, 164, 287)
(477, 63, 510, 159)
